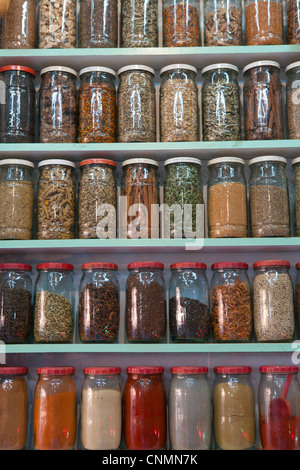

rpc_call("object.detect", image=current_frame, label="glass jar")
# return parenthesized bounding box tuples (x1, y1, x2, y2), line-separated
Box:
(33, 263, 74, 343)
(0, 367, 28, 450)
(126, 262, 166, 343)
(0, 65, 36, 143)
(294, 159, 300, 237)
(0, 0, 36, 49)
(120, 158, 159, 239)
(204, 0, 242, 46)
(39, 66, 78, 143)
(124, 366, 167, 450)
(0, 263, 32, 344)
(245, 0, 283, 45)
(202, 64, 241, 141)
(0, 159, 35, 240)
(259, 365, 300, 450)
(213, 366, 256, 450)
(160, 64, 199, 142)
(33, 366, 77, 450)
(117, 65, 156, 143)
(287, 0, 300, 44)
(286, 62, 300, 139)
(78, 263, 120, 343)
(78, 159, 117, 239)
(169, 367, 211, 450)
(37, 160, 76, 240)
(162, 0, 201, 47)
(79, 0, 118, 48)
(211, 262, 252, 342)
(169, 262, 210, 342)
(243, 61, 284, 140)
(295, 262, 300, 342)
(78, 66, 116, 143)
(207, 157, 248, 238)
(80, 367, 122, 450)
(38, 0, 77, 49)
(253, 260, 295, 342)
(121, 0, 158, 47)
(249, 156, 290, 237)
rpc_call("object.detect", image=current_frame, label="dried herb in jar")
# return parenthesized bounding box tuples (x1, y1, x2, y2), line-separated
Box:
(34, 291, 73, 343)
(0, 287, 32, 343)
(121, 0, 158, 47)
(204, 6, 242, 46)
(169, 296, 210, 342)
(163, 2, 200, 47)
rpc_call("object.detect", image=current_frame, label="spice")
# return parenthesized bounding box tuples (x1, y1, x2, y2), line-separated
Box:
(287, 0, 300, 44)
(34, 291, 73, 343)
(0, 0, 36, 49)
(121, 0, 158, 47)
(169, 297, 210, 342)
(287, 86, 300, 139)
(245, 1, 283, 45)
(163, 2, 200, 47)
(38, 0, 77, 49)
(204, 5, 242, 46)
(293, 161, 300, 236)
(296, 283, 300, 332)
(0, 287, 32, 343)
(79, 0, 118, 48)
(260, 413, 300, 450)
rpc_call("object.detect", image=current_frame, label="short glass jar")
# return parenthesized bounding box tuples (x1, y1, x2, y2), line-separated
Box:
(259, 365, 299, 450)
(80, 367, 122, 450)
(0, 0, 36, 49)
(213, 366, 256, 450)
(126, 262, 166, 343)
(252, 260, 295, 342)
(204, 0, 242, 46)
(162, 0, 201, 47)
(286, 62, 300, 139)
(79, 0, 118, 48)
(33, 263, 74, 343)
(245, 0, 283, 45)
(38, 0, 77, 49)
(78, 263, 120, 343)
(121, 0, 158, 47)
(287, 0, 300, 44)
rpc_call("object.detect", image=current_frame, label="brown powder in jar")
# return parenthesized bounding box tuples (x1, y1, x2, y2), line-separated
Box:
(245, 1, 283, 45)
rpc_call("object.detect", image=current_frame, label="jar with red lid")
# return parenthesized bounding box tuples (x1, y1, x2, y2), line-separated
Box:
(80, 367, 122, 450)
(33, 263, 74, 343)
(210, 262, 252, 342)
(169, 262, 210, 342)
(213, 366, 256, 450)
(124, 366, 167, 450)
(253, 260, 295, 342)
(259, 365, 300, 450)
(33, 366, 77, 450)
(78, 263, 120, 343)
(0, 367, 28, 450)
(169, 366, 211, 450)
(0, 263, 32, 343)
(126, 262, 166, 343)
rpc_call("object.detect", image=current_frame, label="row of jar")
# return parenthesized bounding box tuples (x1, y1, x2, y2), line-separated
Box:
(2, 60, 300, 144)
(1, 364, 299, 451)
(1, 259, 300, 344)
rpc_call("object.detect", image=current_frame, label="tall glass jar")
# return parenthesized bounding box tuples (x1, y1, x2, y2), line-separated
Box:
(39, 66, 77, 143)
(204, 0, 242, 46)
(79, 0, 118, 48)
(160, 64, 199, 142)
(78, 66, 116, 143)
(211, 262, 252, 342)
(78, 263, 120, 343)
(120, 158, 159, 239)
(37, 160, 76, 240)
(295, 262, 300, 336)
(0, 263, 32, 344)
(169, 367, 211, 450)
(0, 65, 36, 143)
(293, 158, 300, 236)
(117, 65, 156, 143)
(249, 156, 290, 237)
(0, 367, 28, 450)
(0, 159, 34, 240)
(253, 260, 295, 342)
(287, 0, 300, 44)
(121, 0, 158, 47)
(33, 263, 74, 343)
(213, 366, 256, 450)
(259, 365, 300, 450)
(202, 63, 241, 141)
(33, 367, 77, 450)
(124, 366, 167, 450)
(169, 262, 210, 342)
(78, 159, 117, 239)
(80, 367, 122, 450)
(243, 61, 283, 140)
(0, 0, 36, 49)
(162, 0, 201, 47)
(207, 157, 248, 238)
(126, 262, 166, 343)
(245, 0, 283, 45)
(286, 62, 300, 139)
(38, 0, 77, 49)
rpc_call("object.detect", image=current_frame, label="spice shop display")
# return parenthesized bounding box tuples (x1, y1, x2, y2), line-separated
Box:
(36, 160, 76, 240)
(287, 0, 300, 43)
(121, 0, 158, 48)
(162, 0, 201, 47)
(286, 61, 300, 139)
(117, 65, 156, 143)
(293, 158, 300, 236)
(201, 63, 241, 141)
(204, 0, 242, 46)
(249, 156, 290, 237)
(79, 0, 118, 48)
(38, 0, 77, 49)
(213, 366, 256, 450)
(252, 260, 295, 342)
(0, 0, 36, 49)
(78, 263, 120, 343)
(245, 0, 283, 45)
(0, 159, 34, 240)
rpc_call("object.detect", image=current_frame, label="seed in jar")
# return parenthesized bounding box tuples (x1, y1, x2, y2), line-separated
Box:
(163, 3, 200, 47)
(34, 291, 73, 343)
(80, 0, 118, 48)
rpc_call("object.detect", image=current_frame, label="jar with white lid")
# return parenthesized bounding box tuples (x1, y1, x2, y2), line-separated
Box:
(204, 0, 242, 46)
(286, 62, 300, 139)
(38, 0, 77, 49)
(292, 157, 300, 236)
(162, 0, 201, 47)
(121, 0, 158, 48)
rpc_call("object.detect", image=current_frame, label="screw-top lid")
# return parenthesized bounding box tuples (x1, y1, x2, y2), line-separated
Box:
(37, 367, 75, 375)
(170, 366, 208, 374)
(214, 366, 252, 374)
(207, 157, 245, 166)
(253, 260, 290, 269)
(37, 263, 74, 271)
(286, 61, 300, 73)
(81, 262, 118, 270)
(0, 158, 34, 168)
(0, 263, 32, 271)
(79, 158, 116, 167)
(38, 159, 76, 168)
(259, 365, 298, 373)
(40, 66, 77, 77)
(164, 157, 201, 166)
(170, 262, 207, 270)
(122, 158, 158, 167)
(118, 64, 155, 76)
(0, 65, 36, 76)
(243, 60, 280, 74)
(84, 367, 121, 375)
(127, 366, 164, 374)
(202, 63, 239, 75)
(160, 63, 197, 75)
(79, 66, 116, 77)
(211, 262, 248, 270)
(127, 261, 164, 270)
(292, 157, 300, 166)
(0, 367, 28, 375)
(249, 155, 287, 165)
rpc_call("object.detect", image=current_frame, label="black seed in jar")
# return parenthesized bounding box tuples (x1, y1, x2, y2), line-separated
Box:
(0, 287, 32, 343)
(169, 296, 210, 342)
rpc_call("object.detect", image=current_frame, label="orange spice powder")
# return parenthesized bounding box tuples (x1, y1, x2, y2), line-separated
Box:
(246, 1, 283, 45)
